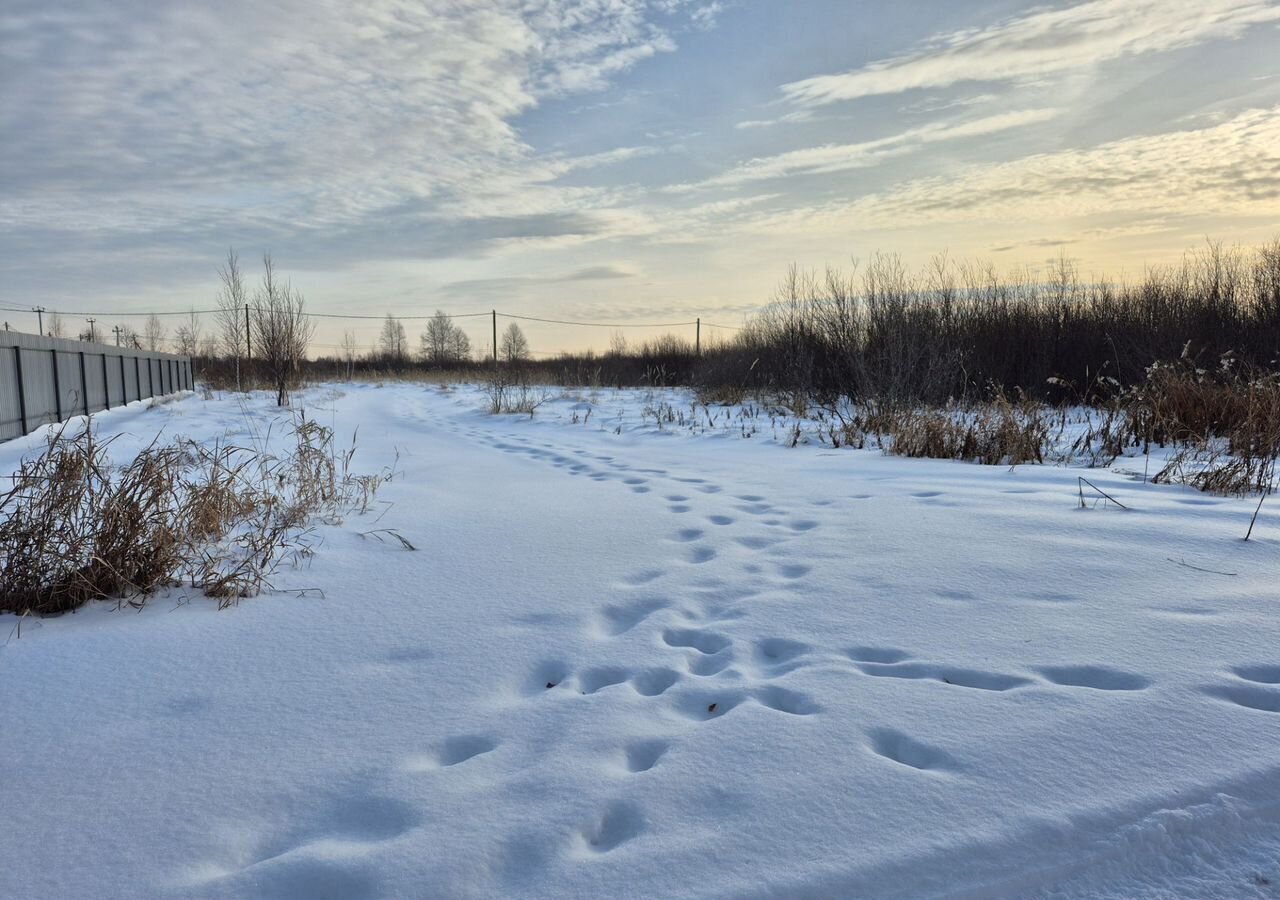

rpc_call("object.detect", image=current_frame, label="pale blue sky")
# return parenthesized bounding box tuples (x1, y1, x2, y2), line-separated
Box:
(3, 1, 1279, 354)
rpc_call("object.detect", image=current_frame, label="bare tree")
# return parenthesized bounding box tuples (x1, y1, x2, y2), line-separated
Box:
(47, 312, 64, 339)
(252, 254, 315, 406)
(421, 311, 452, 363)
(340, 329, 359, 380)
(143, 314, 165, 351)
(449, 325, 471, 362)
(379, 314, 408, 363)
(174, 310, 202, 356)
(421, 310, 471, 364)
(215, 249, 249, 389)
(500, 322, 530, 363)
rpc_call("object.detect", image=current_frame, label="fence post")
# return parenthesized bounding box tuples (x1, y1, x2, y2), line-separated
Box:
(51, 349, 62, 423)
(492, 310, 498, 364)
(119, 355, 126, 403)
(135, 356, 141, 402)
(696, 318, 701, 357)
(13, 346, 27, 436)
(78, 351, 89, 416)
(102, 353, 110, 410)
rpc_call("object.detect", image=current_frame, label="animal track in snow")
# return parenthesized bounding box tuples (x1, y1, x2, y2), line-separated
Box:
(734, 535, 781, 550)
(529, 660, 573, 694)
(669, 504, 692, 514)
(673, 688, 747, 721)
(1203, 683, 1280, 713)
(672, 528, 704, 543)
(578, 667, 631, 695)
(686, 651, 734, 677)
(580, 801, 645, 854)
(1036, 665, 1150, 691)
(754, 685, 820, 716)
(755, 638, 811, 674)
(662, 628, 732, 655)
(598, 597, 669, 637)
(1233, 664, 1280, 684)
(787, 519, 820, 532)
(868, 728, 957, 772)
(631, 668, 681, 697)
(846, 646, 912, 664)
(776, 563, 812, 580)
(623, 739, 669, 773)
(686, 546, 717, 564)
(405, 735, 499, 771)
(707, 514, 735, 526)
(855, 661, 1031, 691)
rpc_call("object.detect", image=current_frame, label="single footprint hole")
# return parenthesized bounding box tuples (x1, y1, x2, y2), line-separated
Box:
(756, 637, 811, 664)
(846, 646, 911, 664)
(1204, 683, 1280, 713)
(439, 735, 498, 767)
(687, 546, 717, 564)
(663, 628, 731, 655)
(1036, 665, 1150, 691)
(754, 685, 820, 715)
(624, 740, 670, 773)
(868, 728, 956, 772)
(631, 667, 681, 697)
(581, 801, 645, 853)
(1233, 664, 1280, 685)
(531, 660, 572, 694)
(579, 667, 631, 695)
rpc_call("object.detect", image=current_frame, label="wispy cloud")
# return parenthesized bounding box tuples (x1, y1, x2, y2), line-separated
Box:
(0, 0, 708, 269)
(669, 108, 1061, 191)
(781, 0, 1280, 106)
(738, 106, 1280, 234)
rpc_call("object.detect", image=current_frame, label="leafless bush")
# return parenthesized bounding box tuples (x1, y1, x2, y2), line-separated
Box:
(483, 368, 548, 416)
(0, 416, 397, 616)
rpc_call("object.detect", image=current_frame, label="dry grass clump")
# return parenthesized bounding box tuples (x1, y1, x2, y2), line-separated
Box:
(0, 417, 396, 616)
(1142, 360, 1280, 495)
(869, 393, 1052, 466)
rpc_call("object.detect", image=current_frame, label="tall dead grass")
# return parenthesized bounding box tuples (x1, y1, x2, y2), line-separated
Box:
(0, 416, 397, 616)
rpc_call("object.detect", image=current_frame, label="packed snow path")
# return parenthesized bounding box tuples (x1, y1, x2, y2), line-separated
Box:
(3, 384, 1280, 899)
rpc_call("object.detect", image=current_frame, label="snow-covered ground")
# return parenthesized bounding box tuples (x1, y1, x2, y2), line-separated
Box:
(3, 382, 1280, 899)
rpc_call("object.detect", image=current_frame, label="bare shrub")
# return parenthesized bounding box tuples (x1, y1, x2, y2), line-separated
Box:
(483, 368, 547, 416)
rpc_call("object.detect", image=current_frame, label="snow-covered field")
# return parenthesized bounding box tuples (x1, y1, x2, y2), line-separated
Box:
(3, 382, 1280, 899)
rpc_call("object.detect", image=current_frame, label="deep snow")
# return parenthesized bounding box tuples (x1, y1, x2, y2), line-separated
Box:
(2, 383, 1280, 899)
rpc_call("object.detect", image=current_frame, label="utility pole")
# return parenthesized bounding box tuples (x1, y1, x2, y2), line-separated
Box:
(33, 306, 44, 335)
(113, 325, 123, 346)
(696, 318, 701, 357)
(85, 318, 96, 343)
(492, 310, 498, 365)
(244, 303, 251, 360)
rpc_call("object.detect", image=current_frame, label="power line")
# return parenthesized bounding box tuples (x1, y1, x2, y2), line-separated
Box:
(502, 313, 697, 328)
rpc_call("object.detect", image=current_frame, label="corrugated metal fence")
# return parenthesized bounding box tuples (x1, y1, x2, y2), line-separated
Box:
(0, 331, 193, 442)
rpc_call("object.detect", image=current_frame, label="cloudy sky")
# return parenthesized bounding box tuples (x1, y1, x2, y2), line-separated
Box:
(3, 0, 1279, 354)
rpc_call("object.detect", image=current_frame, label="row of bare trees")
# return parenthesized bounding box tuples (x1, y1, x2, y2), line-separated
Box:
(373, 313, 529, 366)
